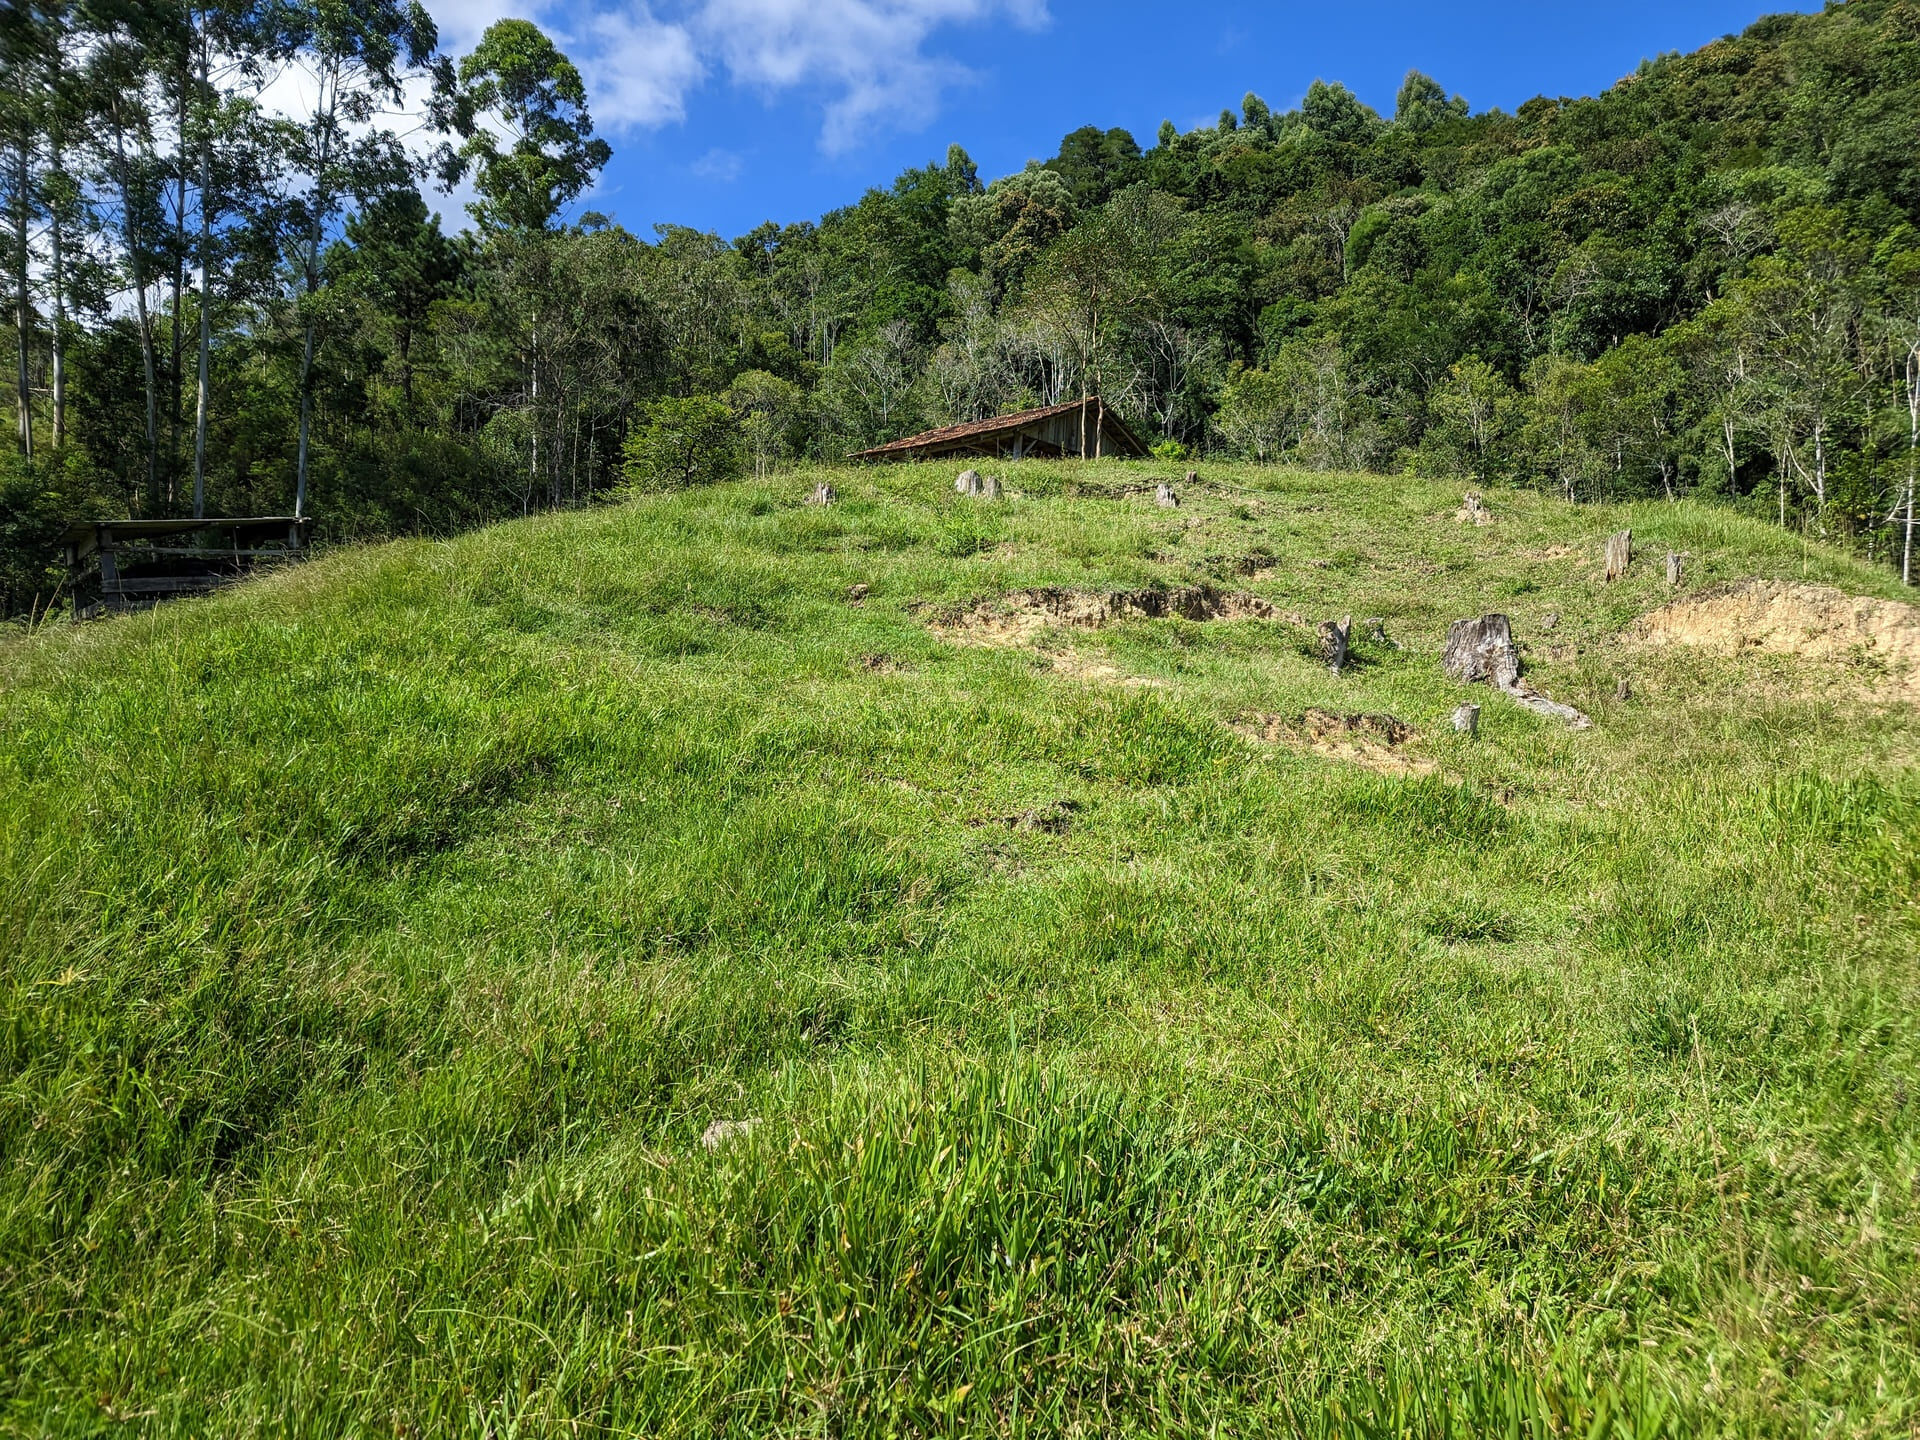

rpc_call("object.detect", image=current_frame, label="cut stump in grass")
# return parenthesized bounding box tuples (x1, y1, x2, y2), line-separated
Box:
(1155, 483, 1180, 509)
(1442, 613, 1521, 688)
(1319, 615, 1352, 675)
(1456, 492, 1492, 525)
(807, 482, 836, 506)
(1452, 703, 1481, 736)
(1667, 551, 1685, 585)
(955, 469, 982, 496)
(1605, 529, 1633, 581)
(1444, 613, 1593, 729)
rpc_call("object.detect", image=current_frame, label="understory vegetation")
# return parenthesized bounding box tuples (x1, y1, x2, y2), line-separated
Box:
(5, 0, 1920, 617)
(2, 462, 1915, 1434)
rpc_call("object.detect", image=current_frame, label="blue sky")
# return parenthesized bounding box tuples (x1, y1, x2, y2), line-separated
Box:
(423, 0, 1819, 239)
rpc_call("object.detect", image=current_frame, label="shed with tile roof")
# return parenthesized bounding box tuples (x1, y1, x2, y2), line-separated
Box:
(849, 397, 1148, 463)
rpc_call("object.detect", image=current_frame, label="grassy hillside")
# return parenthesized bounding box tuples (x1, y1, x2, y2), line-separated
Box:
(2, 462, 1916, 1437)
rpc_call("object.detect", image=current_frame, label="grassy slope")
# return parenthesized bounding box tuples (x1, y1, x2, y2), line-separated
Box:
(1, 462, 1916, 1438)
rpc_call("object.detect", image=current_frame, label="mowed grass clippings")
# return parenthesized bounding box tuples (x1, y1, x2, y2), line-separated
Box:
(1, 461, 1916, 1438)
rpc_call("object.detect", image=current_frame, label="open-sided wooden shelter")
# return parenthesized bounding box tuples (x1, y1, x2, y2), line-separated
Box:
(849, 397, 1149, 463)
(64, 516, 313, 615)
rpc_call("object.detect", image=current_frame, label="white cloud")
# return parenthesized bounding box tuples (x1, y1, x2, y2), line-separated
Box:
(578, 7, 706, 130)
(691, 147, 745, 181)
(427, 0, 1047, 152)
(692, 0, 1047, 151)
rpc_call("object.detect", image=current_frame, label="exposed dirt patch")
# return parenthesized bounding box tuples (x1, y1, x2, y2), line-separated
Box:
(1634, 581, 1920, 699)
(933, 586, 1298, 647)
(1043, 646, 1167, 688)
(968, 798, 1080, 835)
(1235, 708, 1435, 776)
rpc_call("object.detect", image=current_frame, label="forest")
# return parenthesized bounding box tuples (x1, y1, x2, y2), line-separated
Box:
(2, 0, 1919, 615)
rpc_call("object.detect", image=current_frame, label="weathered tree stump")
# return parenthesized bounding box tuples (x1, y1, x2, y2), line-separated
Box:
(1442, 614, 1521, 688)
(1443, 613, 1592, 729)
(1365, 616, 1398, 650)
(1452, 703, 1481, 736)
(847, 583, 870, 602)
(807, 482, 836, 506)
(1185, 469, 1198, 487)
(1604, 529, 1633, 581)
(1616, 677, 1632, 701)
(955, 469, 983, 495)
(1541, 612, 1559, 631)
(1666, 551, 1684, 585)
(1457, 492, 1491, 525)
(1318, 615, 1352, 675)
(1155, 482, 1180, 508)
(981, 473, 1002, 499)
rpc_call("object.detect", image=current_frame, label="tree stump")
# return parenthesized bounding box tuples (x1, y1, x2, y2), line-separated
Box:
(1666, 551, 1684, 585)
(1318, 615, 1352, 675)
(1185, 469, 1198, 487)
(1616, 677, 1632, 702)
(955, 469, 983, 495)
(1155, 482, 1180, 508)
(1452, 703, 1481, 736)
(1442, 614, 1520, 688)
(807, 482, 836, 506)
(1457, 492, 1491, 525)
(1604, 529, 1633, 581)
(1443, 613, 1592, 728)
(981, 473, 1002, 499)
(1365, 616, 1398, 649)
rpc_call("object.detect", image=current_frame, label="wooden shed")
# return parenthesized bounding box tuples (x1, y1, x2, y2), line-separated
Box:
(64, 516, 313, 615)
(849, 397, 1149, 463)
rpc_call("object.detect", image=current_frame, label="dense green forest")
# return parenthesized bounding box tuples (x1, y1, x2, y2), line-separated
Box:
(3, 0, 1919, 615)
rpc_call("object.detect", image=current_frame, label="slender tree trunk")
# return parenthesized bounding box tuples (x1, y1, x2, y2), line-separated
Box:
(110, 98, 160, 510)
(293, 64, 343, 522)
(12, 135, 31, 460)
(1903, 345, 1918, 586)
(296, 277, 315, 518)
(193, 31, 212, 518)
(169, 48, 189, 508)
(50, 209, 64, 447)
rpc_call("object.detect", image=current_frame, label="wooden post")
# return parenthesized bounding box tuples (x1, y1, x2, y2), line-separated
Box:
(1604, 529, 1633, 582)
(1666, 551, 1684, 585)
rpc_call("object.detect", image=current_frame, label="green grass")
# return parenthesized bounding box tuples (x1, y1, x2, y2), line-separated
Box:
(2, 461, 1916, 1437)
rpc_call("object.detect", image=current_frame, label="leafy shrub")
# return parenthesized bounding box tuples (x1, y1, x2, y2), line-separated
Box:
(622, 395, 744, 492)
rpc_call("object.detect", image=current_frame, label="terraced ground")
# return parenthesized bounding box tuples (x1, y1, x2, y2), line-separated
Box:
(2, 462, 1916, 1437)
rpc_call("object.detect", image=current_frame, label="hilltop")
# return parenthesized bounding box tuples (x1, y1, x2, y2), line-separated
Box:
(2, 465, 1918, 1434)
